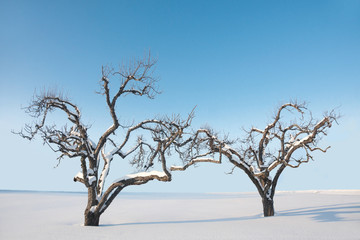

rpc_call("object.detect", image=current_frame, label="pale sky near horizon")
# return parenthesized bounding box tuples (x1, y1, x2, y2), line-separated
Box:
(0, 0, 359, 193)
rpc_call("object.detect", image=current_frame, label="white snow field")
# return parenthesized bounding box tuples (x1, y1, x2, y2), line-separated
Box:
(1, 190, 359, 240)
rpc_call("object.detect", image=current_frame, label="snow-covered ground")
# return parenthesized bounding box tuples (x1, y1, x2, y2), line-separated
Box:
(1, 190, 359, 240)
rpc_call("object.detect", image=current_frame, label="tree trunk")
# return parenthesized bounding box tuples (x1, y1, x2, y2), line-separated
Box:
(262, 197, 275, 217)
(84, 211, 100, 226)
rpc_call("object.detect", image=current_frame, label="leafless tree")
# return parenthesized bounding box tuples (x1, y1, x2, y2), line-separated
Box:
(15, 55, 194, 226)
(171, 101, 338, 217)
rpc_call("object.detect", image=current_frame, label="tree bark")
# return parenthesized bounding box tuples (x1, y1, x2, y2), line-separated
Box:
(262, 197, 275, 217)
(84, 211, 100, 226)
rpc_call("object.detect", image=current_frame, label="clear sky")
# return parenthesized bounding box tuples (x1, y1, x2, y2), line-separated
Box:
(0, 0, 359, 193)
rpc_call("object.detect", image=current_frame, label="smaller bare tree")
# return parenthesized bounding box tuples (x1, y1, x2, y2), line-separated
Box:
(171, 102, 337, 216)
(15, 55, 195, 226)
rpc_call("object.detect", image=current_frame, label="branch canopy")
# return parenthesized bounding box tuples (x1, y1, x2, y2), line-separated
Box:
(172, 101, 338, 198)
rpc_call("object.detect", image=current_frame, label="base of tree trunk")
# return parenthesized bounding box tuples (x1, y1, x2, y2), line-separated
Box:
(84, 212, 100, 226)
(262, 198, 275, 217)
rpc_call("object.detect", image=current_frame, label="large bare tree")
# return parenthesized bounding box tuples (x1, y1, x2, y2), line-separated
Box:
(171, 102, 337, 217)
(16, 55, 194, 226)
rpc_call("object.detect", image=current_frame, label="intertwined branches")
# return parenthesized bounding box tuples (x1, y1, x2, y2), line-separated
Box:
(94, 110, 195, 215)
(95, 54, 160, 163)
(245, 102, 337, 172)
(15, 90, 93, 165)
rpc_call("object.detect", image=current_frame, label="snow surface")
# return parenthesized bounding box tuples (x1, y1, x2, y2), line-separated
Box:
(0, 190, 359, 240)
(125, 171, 167, 179)
(113, 171, 167, 183)
(74, 171, 83, 180)
(87, 176, 96, 185)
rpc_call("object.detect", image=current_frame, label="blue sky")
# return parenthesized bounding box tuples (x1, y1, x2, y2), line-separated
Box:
(0, 0, 359, 193)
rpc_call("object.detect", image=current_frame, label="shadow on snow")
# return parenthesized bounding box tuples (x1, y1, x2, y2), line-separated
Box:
(277, 202, 360, 222)
(101, 214, 263, 227)
(100, 202, 360, 226)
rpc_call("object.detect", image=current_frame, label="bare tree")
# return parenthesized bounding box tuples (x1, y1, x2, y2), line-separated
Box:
(171, 101, 337, 217)
(15, 55, 194, 226)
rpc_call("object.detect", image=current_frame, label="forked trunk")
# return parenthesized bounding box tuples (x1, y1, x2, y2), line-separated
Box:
(84, 211, 100, 226)
(262, 197, 275, 217)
